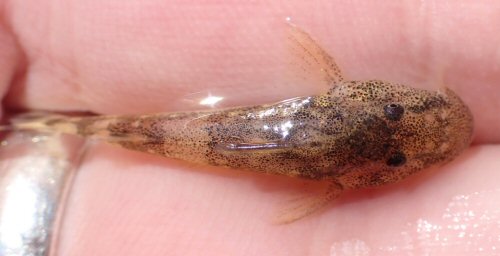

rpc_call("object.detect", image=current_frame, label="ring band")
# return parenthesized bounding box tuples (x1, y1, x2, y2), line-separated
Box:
(0, 133, 83, 256)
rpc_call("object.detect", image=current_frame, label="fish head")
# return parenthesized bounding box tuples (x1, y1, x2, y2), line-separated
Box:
(329, 80, 473, 188)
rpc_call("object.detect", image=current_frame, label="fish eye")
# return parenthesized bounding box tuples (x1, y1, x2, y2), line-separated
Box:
(384, 103, 405, 121)
(386, 152, 406, 167)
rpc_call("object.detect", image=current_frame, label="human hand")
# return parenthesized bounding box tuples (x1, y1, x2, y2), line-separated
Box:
(1, 1, 499, 255)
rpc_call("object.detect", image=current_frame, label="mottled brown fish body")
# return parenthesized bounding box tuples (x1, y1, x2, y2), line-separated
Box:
(101, 81, 472, 190)
(22, 79, 472, 191)
(71, 95, 341, 179)
(5, 24, 475, 223)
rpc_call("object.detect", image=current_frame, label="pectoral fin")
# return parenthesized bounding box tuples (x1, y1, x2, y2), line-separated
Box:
(274, 181, 343, 224)
(286, 22, 344, 90)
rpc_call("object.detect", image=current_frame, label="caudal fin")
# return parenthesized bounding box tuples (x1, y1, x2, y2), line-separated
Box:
(6, 112, 78, 134)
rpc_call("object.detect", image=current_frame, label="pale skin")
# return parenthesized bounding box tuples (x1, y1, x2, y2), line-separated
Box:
(1, 1, 500, 256)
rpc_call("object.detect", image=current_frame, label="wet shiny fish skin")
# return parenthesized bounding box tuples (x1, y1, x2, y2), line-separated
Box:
(7, 25, 474, 222)
(20, 80, 471, 187)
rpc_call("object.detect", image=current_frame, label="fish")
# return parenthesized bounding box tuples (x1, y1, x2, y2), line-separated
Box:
(3, 24, 474, 223)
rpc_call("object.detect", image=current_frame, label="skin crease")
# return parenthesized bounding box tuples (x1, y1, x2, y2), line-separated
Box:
(0, 0, 500, 255)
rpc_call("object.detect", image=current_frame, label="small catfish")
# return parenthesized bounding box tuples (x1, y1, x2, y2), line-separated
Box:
(5, 24, 474, 223)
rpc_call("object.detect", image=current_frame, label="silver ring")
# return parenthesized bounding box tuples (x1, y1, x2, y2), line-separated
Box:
(0, 133, 84, 256)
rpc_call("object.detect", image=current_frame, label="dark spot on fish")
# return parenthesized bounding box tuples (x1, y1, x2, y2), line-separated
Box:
(345, 115, 393, 161)
(408, 95, 448, 113)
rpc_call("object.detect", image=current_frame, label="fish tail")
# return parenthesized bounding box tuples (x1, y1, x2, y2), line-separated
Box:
(7, 112, 79, 134)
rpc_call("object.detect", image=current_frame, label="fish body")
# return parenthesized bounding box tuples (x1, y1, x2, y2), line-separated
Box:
(10, 79, 473, 191)
(5, 24, 474, 222)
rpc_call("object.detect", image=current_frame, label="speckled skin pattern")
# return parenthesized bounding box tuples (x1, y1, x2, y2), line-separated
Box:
(64, 80, 472, 191)
(11, 25, 474, 222)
